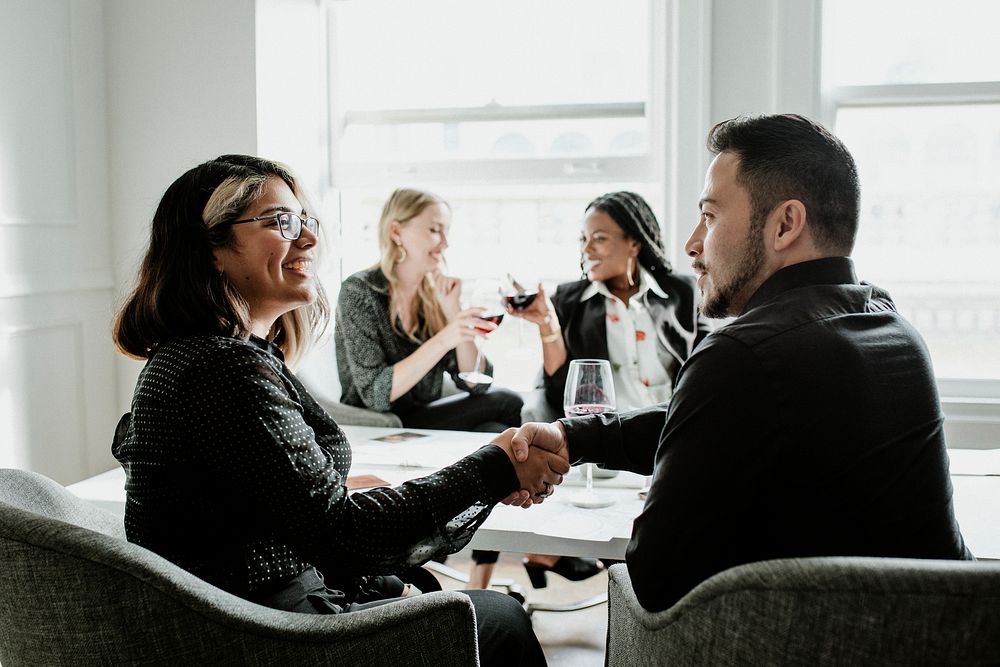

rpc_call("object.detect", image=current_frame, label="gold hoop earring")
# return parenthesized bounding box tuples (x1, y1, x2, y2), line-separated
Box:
(396, 243, 407, 264)
(626, 256, 635, 287)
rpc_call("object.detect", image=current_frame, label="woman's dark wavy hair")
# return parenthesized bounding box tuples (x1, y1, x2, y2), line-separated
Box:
(584, 190, 673, 280)
(113, 154, 329, 366)
(707, 114, 860, 254)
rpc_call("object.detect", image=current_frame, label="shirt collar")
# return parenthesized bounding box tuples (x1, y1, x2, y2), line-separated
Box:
(742, 257, 859, 314)
(248, 334, 285, 361)
(580, 268, 667, 302)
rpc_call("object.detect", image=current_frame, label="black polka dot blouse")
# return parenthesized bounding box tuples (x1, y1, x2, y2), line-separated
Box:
(112, 334, 518, 601)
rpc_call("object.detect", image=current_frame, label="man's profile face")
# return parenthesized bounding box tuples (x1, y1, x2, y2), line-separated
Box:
(686, 152, 767, 318)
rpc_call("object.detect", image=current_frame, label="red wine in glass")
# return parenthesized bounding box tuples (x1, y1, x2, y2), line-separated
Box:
(459, 310, 504, 385)
(503, 292, 538, 310)
(474, 311, 505, 334)
(565, 404, 613, 418)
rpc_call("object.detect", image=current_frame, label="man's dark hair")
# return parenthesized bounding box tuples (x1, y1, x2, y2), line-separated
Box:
(707, 114, 860, 254)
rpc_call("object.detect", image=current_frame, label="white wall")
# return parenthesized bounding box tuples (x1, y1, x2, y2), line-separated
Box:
(255, 0, 330, 195)
(102, 0, 329, 410)
(0, 0, 119, 483)
(104, 0, 261, 410)
(0, 0, 330, 483)
(710, 0, 820, 122)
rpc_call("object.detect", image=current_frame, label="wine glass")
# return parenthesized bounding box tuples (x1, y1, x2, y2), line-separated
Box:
(458, 281, 505, 385)
(563, 359, 616, 509)
(504, 272, 539, 348)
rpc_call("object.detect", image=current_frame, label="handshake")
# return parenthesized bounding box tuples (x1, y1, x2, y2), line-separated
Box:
(491, 422, 571, 508)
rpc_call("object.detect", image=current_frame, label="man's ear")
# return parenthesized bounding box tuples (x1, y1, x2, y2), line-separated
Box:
(770, 199, 808, 252)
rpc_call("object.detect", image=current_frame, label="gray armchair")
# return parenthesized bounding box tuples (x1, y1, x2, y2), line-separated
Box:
(296, 339, 403, 427)
(0, 468, 479, 666)
(607, 558, 1000, 666)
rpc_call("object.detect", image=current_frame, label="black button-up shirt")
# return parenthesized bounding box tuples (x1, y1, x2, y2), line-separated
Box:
(564, 257, 972, 612)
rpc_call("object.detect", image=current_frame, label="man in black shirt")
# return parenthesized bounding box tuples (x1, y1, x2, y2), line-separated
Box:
(509, 114, 972, 612)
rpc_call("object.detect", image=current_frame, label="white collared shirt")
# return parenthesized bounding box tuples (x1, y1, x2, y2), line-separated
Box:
(580, 270, 672, 411)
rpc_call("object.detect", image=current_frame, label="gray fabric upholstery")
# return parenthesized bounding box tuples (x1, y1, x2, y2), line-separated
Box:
(312, 395, 405, 428)
(296, 339, 403, 427)
(607, 558, 1000, 666)
(0, 468, 478, 666)
(519, 387, 560, 424)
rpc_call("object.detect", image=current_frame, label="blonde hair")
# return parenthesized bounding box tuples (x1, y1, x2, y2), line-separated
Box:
(375, 188, 449, 342)
(113, 155, 329, 368)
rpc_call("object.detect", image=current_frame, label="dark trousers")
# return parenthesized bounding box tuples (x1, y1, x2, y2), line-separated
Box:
(353, 589, 546, 667)
(397, 386, 523, 433)
(252, 567, 545, 667)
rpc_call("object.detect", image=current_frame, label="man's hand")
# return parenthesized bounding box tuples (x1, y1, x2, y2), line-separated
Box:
(492, 428, 569, 507)
(510, 421, 569, 464)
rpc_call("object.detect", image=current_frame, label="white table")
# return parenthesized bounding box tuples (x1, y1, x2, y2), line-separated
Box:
(69, 425, 1000, 561)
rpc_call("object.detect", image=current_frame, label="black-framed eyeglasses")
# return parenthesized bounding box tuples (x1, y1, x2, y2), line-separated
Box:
(229, 212, 320, 240)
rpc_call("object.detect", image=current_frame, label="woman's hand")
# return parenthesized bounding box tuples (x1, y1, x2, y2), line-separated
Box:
(492, 428, 570, 503)
(427, 270, 462, 320)
(506, 282, 559, 330)
(429, 307, 492, 352)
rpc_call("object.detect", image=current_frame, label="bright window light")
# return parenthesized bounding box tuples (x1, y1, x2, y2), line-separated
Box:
(823, 1, 1000, 383)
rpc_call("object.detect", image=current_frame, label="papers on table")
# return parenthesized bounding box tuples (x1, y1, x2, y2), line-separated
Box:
(346, 427, 490, 469)
(343, 425, 646, 544)
(947, 448, 1000, 476)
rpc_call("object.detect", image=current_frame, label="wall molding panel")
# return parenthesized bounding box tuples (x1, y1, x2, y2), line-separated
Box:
(1, 0, 116, 484)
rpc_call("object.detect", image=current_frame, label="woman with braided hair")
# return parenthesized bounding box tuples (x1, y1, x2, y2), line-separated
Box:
(510, 190, 711, 415)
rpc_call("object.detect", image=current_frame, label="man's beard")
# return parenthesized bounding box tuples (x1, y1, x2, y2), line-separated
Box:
(700, 221, 766, 319)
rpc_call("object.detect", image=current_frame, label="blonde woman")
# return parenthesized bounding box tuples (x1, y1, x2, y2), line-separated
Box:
(335, 189, 525, 588)
(335, 188, 522, 431)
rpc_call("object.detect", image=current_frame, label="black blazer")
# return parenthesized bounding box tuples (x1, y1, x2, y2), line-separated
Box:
(543, 273, 710, 410)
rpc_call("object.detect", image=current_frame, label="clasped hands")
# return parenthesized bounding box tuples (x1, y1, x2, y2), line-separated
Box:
(491, 422, 569, 508)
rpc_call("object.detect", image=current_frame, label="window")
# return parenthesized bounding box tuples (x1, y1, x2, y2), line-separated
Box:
(325, 1, 667, 390)
(328, 0, 659, 185)
(822, 0, 1000, 391)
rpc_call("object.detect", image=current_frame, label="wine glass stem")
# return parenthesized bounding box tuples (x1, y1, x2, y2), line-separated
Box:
(473, 339, 484, 374)
(586, 462, 594, 493)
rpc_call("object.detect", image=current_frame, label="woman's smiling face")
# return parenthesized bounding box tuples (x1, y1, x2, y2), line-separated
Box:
(212, 176, 318, 335)
(580, 208, 639, 284)
(394, 202, 450, 274)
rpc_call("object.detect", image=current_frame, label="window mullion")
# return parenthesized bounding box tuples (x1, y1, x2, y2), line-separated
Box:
(830, 81, 1000, 108)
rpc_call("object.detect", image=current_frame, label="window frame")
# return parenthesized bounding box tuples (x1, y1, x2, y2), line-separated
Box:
(324, 0, 667, 189)
(819, 4, 1000, 418)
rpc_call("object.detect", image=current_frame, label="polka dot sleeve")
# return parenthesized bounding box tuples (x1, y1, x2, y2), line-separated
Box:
(115, 335, 518, 597)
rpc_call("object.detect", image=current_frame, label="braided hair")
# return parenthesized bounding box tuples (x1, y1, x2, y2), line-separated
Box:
(584, 191, 673, 281)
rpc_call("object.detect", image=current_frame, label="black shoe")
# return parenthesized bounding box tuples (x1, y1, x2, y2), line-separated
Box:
(522, 556, 604, 589)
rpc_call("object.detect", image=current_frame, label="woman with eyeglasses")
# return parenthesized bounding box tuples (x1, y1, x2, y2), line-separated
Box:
(506, 191, 711, 584)
(111, 156, 559, 667)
